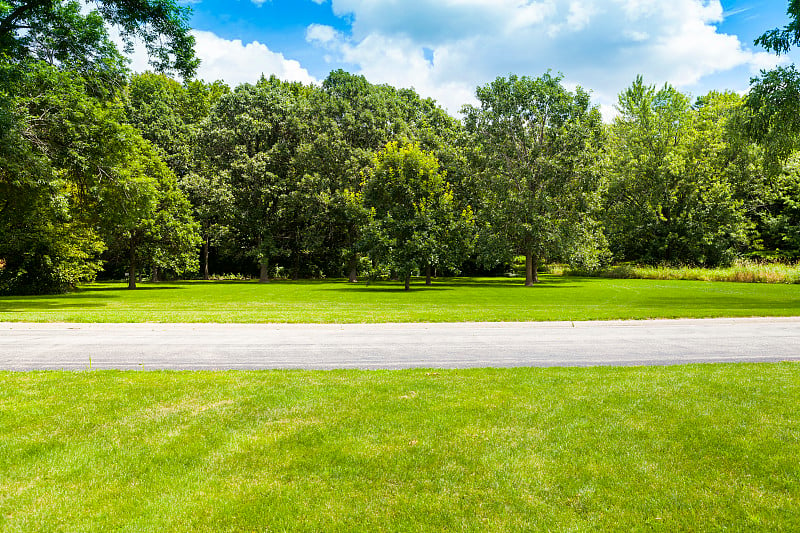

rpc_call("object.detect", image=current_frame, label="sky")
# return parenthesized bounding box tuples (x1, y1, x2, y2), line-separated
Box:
(123, 0, 800, 120)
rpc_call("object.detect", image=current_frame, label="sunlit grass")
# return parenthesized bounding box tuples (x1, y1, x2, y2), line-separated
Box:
(1, 275, 799, 323)
(0, 276, 798, 323)
(1, 364, 798, 531)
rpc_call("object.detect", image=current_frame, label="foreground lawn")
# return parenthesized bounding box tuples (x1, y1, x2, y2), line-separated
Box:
(1, 365, 798, 531)
(1, 276, 799, 322)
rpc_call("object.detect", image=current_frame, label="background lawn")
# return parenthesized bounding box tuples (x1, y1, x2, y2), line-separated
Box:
(0, 364, 798, 531)
(1, 276, 799, 323)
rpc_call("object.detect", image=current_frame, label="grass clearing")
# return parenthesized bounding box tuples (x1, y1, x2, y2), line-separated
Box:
(1, 364, 798, 531)
(1, 276, 799, 323)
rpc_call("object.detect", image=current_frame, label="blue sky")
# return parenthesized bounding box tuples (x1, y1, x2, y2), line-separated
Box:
(126, 1, 800, 118)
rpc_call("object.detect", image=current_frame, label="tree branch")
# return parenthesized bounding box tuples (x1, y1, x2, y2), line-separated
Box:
(0, 0, 54, 37)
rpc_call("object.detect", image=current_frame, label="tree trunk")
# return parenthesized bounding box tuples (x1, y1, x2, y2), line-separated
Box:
(348, 254, 358, 283)
(404, 273, 411, 291)
(259, 262, 270, 283)
(525, 252, 539, 287)
(203, 236, 210, 280)
(151, 266, 160, 283)
(292, 253, 300, 280)
(425, 264, 432, 286)
(128, 245, 137, 290)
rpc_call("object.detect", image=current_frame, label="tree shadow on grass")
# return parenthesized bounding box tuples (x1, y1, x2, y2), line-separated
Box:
(77, 285, 187, 293)
(327, 276, 581, 292)
(431, 277, 581, 289)
(332, 285, 454, 293)
(0, 293, 115, 312)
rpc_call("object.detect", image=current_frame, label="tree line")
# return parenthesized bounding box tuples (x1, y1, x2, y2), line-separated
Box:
(2, 0, 800, 294)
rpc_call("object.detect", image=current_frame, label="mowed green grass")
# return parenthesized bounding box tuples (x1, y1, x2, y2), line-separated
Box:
(1, 276, 799, 322)
(1, 365, 798, 531)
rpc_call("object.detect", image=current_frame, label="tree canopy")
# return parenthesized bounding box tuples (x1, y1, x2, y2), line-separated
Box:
(0, 0, 200, 293)
(0, 0, 198, 78)
(362, 142, 473, 290)
(2, 0, 799, 293)
(604, 78, 751, 265)
(754, 0, 800, 55)
(464, 73, 606, 285)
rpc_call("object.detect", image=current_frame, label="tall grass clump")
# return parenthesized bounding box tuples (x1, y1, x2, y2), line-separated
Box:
(593, 260, 800, 284)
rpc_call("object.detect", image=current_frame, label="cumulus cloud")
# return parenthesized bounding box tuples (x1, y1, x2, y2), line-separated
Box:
(307, 0, 783, 117)
(191, 30, 317, 85)
(306, 23, 339, 46)
(116, 28, 317, 86)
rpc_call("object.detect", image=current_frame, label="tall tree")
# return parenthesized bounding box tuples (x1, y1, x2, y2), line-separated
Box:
(741, 1, 800, 258)
(200, 76, 308, 282)
(362, 142, 472, 290)
(0, 62, 116, 294)
(0, 0, 199, 294)
(463, 72, 605, 286)
(0, 62, 199, 292)
(100, 138, 200, 289)
(290, 72, 468, 281)
(125, 73, 231, 279)
(746, 1, 800, 168)
(604, 78, 749, 265)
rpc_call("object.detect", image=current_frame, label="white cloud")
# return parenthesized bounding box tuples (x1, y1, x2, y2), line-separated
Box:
(307, 0, 784, 118)
(115, 28, 317, 86)
(191, 30, 317, 85)
(306, 23, 339, 45)
(335, 33, 478, 113)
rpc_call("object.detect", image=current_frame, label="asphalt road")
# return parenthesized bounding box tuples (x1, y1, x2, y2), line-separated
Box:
(1, 317, 799, 370)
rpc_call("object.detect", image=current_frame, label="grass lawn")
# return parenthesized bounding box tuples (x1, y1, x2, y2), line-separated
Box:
(1, 364, 798, 531)
(1, 276, 799, 323)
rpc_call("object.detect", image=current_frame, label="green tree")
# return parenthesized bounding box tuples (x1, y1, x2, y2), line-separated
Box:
(746, 66, 800, 171)
(754, 0, 800, 55)
(125, 72, 231, 279)
(0, 62, 199, 292)
(200, 76, 308, 282)
(100, 138, 200, 289)
(270, 71, 468, 282)
(362, 141, 472, 290)
(745, 0, 800, 168)
(1, 0, 198, 78)
(751, 154, 800, 259)
(463, 72, 605, 286)
(604, 78, 749, 265)
(0, 0, 200, 293)
(0, 63, 112, 294)
(314, 72, 425, 281)
(0, 110, 106, 294)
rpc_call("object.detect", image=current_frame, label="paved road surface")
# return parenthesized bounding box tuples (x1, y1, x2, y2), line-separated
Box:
(2, 318, 799, 370)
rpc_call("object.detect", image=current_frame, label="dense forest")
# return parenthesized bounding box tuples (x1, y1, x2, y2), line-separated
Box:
(3, 0, 800, 294)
